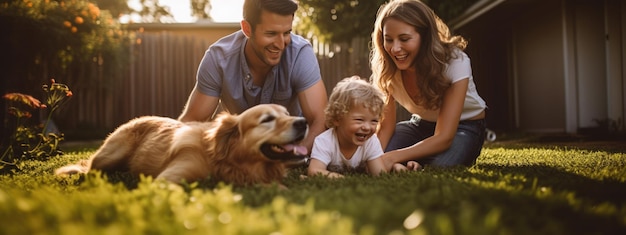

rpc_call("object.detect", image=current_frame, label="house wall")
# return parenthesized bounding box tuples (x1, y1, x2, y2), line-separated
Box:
(605, 0, 626, 131)
(572, 0, 608, 129)
(513, 0, 567, 132)
(454, 0, 626, 134)
(456, 18, 514, 132)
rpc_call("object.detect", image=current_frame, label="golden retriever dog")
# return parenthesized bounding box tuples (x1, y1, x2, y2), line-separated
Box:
(55, 104, 309, 186)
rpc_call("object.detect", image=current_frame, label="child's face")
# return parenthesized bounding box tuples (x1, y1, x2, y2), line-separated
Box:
(333, 104, 380, 148)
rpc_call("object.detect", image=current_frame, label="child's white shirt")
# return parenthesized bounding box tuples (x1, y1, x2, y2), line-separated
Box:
(310, 128, 384, 173)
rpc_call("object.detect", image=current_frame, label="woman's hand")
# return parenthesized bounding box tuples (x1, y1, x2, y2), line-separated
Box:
(391, 161, 422, 172)
(392, 163, 408, 172)
(406, 161, 423, 170)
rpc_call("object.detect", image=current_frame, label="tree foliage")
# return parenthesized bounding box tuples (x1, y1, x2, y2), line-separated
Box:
(190, 0, 212, 21)
(91, 0, 176, 23)
(133, 0, 174, 23)
(92, 0, 213, 23)
(295, 0, 479, 43)
(0, 0, 130, 92)
(91, 0, 129, 18)
(0, 0, 132, 146)
(295, 0, 386, 43)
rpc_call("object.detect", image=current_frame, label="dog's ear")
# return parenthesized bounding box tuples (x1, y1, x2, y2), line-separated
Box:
(210, 113, 240, 160)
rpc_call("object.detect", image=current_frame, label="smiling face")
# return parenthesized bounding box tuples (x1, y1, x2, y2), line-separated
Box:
(236, 104, 308, 161)
(382, 17, 421, 71)
(333, 103, 380, 150)
(242, 9, 293, 69)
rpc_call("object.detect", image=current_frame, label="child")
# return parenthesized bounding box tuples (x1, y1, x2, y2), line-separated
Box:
(307, 76, 420, 178)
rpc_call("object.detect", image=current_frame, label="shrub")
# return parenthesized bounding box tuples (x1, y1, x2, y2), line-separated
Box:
(1, 79, 72, 173)
(1, 0, 129, 102)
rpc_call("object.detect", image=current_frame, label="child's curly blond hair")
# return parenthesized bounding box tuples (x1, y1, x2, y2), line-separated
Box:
(325, 76, 386, 128)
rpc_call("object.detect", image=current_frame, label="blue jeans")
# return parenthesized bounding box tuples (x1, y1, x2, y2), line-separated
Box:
(385, 115, 486, 167)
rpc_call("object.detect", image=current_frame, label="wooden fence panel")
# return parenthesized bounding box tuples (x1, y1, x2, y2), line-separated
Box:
(122, 32, 209, 122)
(65, 33, 409, 136)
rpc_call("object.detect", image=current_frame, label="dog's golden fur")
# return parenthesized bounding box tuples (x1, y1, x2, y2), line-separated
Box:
(55, 104, 309, 186)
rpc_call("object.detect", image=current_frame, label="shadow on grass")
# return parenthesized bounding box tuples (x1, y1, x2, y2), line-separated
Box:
(474, 163, 626, 205)
(486, 132, 626, 153)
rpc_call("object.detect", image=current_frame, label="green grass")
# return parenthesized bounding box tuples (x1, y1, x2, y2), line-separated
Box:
(1, 141, 625, 235)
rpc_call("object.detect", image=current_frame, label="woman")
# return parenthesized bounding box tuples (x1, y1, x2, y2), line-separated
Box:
(370, 0, 487, 170)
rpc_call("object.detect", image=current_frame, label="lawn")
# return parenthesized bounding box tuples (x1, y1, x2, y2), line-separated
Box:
(1, 135, 625, 235)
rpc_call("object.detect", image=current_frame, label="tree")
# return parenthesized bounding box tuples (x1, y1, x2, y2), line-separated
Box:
(91, 0, 130, 18)
(423, 0, 479, 22)
(133, 0, 175, 23)
(295, 0, 386, 43)
(295, 0, 479, 43)
(0, 0, 129, 92)
(93, 0, 214, 23)
(190, 0, 212, 21)
(0, 0, 130, 145)
(90, 0, 176, 23)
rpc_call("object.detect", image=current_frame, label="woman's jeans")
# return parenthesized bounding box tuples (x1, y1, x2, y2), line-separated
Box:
(385, 115, 486, 167)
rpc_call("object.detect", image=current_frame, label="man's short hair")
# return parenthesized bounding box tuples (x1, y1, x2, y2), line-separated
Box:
(243, 0, 298, 31)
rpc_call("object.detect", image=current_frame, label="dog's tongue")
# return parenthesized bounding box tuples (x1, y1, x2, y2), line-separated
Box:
(282, 144, 308, 156)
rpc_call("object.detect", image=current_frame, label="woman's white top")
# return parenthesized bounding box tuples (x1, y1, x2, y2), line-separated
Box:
(390, 50, 487, 122)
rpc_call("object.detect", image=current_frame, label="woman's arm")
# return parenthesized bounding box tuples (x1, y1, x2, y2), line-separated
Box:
(381, 78, 469, 168)
(376, 97, 397, 150)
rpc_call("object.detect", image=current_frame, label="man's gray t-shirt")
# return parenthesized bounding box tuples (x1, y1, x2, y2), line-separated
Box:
(195, 30, 321, 116)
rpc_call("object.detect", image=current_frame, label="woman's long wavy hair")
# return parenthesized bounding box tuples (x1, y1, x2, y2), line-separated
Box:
(370, 0, 467, 110)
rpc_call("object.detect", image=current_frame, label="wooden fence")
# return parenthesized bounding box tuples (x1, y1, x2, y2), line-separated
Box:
(125, 32, 207, 119)
(63, 31, 409, 137)
(311, 36, 372, 94)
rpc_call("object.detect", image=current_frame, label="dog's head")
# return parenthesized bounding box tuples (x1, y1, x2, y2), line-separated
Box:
(211, 104, 309, 162)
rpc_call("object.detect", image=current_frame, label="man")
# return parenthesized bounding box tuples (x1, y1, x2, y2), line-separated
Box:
(178, 0, 327, 152)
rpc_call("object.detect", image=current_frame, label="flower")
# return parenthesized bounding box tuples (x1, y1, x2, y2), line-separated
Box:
(1, 79, 73, 164)
(3, 93, 45, 109)
(42, 79, 72, 111)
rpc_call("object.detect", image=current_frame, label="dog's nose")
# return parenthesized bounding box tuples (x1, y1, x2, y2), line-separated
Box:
(294, 118, 308, 132)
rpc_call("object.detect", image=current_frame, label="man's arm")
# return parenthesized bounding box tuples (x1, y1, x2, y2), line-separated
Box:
(297, 80, 327, 152)
(178, 86, 220, 122)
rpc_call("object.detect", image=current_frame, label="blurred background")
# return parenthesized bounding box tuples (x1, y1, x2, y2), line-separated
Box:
(1, 0, 624, 143)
